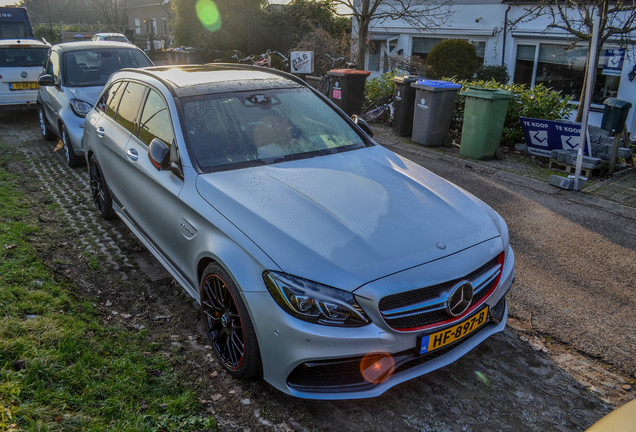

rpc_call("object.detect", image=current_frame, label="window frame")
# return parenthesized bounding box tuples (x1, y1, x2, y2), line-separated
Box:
(511, 39, 623, 108)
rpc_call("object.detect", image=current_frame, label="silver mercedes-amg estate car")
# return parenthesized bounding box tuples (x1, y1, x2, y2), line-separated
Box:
(83, 64, 515, 400)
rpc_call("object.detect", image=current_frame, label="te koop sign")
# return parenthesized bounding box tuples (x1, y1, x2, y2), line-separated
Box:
(520, 117, 591, 158)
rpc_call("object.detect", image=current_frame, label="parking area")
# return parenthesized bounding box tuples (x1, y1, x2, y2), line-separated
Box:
(1, 109, 634, 431)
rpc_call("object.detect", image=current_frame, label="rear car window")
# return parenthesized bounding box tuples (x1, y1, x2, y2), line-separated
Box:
(0, 47, 48, 67)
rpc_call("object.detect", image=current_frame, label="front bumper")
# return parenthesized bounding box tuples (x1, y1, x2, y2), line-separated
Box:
(245, 241, 515, 400)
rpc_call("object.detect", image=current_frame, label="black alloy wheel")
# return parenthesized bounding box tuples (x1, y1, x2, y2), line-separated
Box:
(200, 263, 261, 378)
(89, 156, 114, 219)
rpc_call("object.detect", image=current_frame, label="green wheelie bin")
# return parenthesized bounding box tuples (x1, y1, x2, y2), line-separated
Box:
(460, 87, 512, 159)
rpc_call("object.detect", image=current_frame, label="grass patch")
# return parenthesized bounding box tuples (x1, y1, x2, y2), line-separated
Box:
(0, 145, 215, 431)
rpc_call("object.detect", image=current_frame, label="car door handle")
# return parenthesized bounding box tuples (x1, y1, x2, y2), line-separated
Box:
(126, 148, 139, 162)
(96, 127, 105, 137)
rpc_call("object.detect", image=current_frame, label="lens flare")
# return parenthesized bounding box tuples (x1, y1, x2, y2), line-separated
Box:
(196, 0, 222, 32)
(360, 352, 395, 384)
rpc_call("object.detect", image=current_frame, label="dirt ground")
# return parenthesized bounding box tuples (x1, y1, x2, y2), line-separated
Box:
(1, 110, 633, 431)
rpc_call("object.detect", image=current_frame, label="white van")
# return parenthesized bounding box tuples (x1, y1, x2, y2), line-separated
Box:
(0, 39, 50, 109)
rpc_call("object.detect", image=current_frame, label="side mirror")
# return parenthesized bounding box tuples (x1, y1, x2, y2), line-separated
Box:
(148, 138, 170, 170)
(352, 114, 374, 137)
(38, 74, 55, 86)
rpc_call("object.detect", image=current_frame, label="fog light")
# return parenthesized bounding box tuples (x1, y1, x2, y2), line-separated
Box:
(360, 352, 395, 384)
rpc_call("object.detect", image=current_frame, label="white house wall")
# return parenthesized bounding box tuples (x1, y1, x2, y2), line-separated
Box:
(364, 1, 636, 138)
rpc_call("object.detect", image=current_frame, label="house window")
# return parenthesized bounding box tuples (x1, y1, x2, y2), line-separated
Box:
(162, 18, 168, 36)
(514, 42, 620, 104)
(514, 44, 536, 86)
(412, 37, 485, 65)
(152, 19, 158, 36)
(412, 37, 445, 63)
(470, 41, 486, 65)
(134, 18, 141, 35)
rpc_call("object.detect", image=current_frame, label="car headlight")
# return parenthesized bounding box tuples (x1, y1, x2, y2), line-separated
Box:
(70, 98, 93, 118)
(263, 271, 370, 327)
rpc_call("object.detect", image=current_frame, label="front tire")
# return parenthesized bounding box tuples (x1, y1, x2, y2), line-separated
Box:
(89, 155, 114, 219)
(38, 105, 56, 141)
(61, 124, 83, 167)
(201, 263, 261, 379)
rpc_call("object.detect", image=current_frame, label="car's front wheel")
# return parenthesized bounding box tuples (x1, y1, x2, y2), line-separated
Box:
(89, 155, 114, 219)
(38, 105, 56, 141)
(60, 124, 83, 167)
(201, 263, 262, 379)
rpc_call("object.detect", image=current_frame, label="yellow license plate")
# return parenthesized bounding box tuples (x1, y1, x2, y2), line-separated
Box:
(418, 307, 489, 354)
(10, 82, 39, 90)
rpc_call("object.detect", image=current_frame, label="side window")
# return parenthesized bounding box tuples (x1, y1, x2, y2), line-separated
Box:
(115, 81, 146, 135)
(46, 50, 59, 81)
(97, 81, 123, 118)
(106, 82, 125, 119)
(138, 89, 174, 146)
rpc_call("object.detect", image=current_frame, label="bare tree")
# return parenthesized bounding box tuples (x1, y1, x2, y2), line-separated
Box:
(511, 0, 636, 121)
(332, 0, 452, 67)
(91, 0, 125, 27)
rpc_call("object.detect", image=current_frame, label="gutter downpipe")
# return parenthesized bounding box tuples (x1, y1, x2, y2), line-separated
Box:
(502, 3, 511, 67)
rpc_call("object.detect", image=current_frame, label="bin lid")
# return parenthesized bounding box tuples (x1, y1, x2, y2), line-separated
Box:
(460, 86, 512, 99)
(411, 79, 462, 91)
(603, 97, 632, 109)
(327, 69, 371, 76)
(392, 75, 422, 84)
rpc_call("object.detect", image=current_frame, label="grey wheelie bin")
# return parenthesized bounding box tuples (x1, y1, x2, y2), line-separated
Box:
(410, 79, 462, 146)
(391, 76, 422, 136)
(460, 86, 512, 159)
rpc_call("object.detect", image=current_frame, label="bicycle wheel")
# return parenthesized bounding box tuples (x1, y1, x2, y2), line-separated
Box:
(362, 104, 388, 122)
(362, 95, 392, 114)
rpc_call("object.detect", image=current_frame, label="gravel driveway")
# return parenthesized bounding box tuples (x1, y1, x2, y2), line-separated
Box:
(1, 110, 633, 432)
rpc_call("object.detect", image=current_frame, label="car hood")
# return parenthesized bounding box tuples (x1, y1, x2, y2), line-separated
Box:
(196, 145, 501, 291)
(66, 85, 102, 104)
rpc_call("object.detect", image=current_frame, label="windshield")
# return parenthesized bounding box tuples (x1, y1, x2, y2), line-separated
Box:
(182, 87, 369, 172)
(0, 47, 48, 67)
(63, 48, 152, 87)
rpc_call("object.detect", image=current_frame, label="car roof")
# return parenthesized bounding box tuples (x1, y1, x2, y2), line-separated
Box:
(0, 39, 50, 48)
(53, 41, 139, 52)
(117, 64, 306, 98)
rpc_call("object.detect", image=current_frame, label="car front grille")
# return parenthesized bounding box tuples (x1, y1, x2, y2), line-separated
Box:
(378, 253, 504, 331)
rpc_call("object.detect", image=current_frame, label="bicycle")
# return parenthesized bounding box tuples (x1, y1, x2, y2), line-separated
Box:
(361, 94, 395, 124)
(232, 50, 290, 71)
(318, 54, 351, 97)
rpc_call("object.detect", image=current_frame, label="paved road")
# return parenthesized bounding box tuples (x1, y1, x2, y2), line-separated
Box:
(1, 109, 634, 431)
(377, 135, 636, 378)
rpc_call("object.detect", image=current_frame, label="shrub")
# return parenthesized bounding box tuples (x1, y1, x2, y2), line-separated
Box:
(425, 40, 479, 80)
(364, 69, 404, 108)
(33, 24, 61, 44)
(448, 78, 574, 146)
(475, 65, 510, 84)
